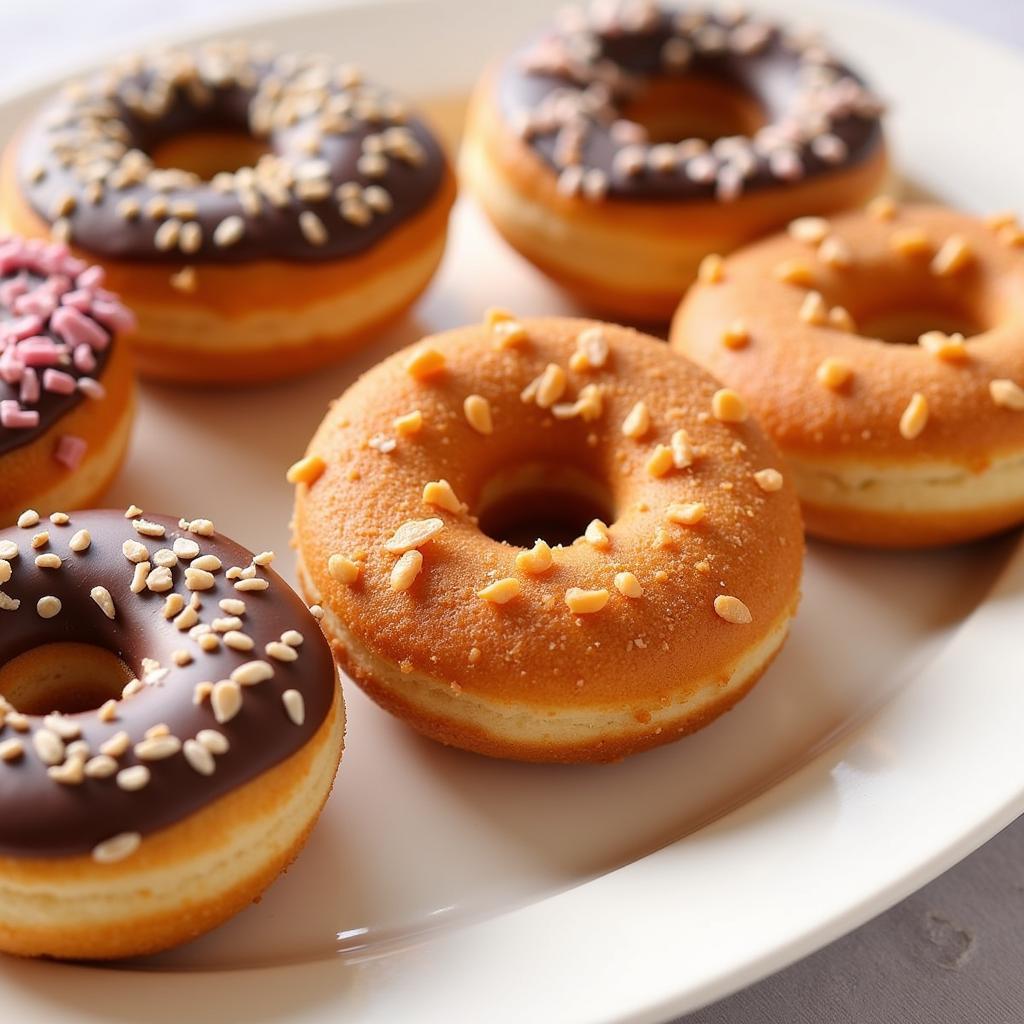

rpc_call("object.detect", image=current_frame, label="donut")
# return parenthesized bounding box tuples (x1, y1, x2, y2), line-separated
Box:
(0, 507, 344, 959)
(460, 1, 887, 320)
(290, 315, 802, 763)
(0, 41, 456, 384)
(670, 202, 1024, 548)
(0, 235, 135, 526)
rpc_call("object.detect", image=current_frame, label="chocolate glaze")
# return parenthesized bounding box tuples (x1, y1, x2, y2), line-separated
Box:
(497, 8, 884, 201)
(16, 46, 446, 264)
(0, 511, 337, 857)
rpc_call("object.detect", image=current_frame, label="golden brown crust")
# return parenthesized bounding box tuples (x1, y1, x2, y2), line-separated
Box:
(670, 203, 1024, 546)
(293, 317, 803, 760)
(461, 68, 889, 319)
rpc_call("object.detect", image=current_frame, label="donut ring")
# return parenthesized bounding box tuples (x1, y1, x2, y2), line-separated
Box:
(0, 508, 343, 958)
(670, 202, 1024, 547)
(291, 316, 803, 763)
(0, 41, 455, 384)
(461, 1, 887, 319)
(0, 236, 135, 525)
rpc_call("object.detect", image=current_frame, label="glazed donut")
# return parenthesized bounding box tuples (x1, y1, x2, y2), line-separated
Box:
(460, 1, 888, 320)
(290, 315, 802, 763)
(670, 202, 1024, 548)
(0, 41, 455, 384)
(0, 507, 344, 958)
(0, 235, 135, 526)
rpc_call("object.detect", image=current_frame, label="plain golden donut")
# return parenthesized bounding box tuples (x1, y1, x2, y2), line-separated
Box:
(461, 1, 888, 320)
(670, 201, 1024, 547)
(290, 315, 803, 763)
(0, 508, 344, 959)
(0, 41, 455, 384)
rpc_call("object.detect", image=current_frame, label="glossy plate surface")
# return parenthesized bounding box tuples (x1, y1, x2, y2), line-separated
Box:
(1, 1, 1022, 1020)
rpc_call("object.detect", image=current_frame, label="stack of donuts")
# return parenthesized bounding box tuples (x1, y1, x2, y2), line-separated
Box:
(0, 0, 1020, 960)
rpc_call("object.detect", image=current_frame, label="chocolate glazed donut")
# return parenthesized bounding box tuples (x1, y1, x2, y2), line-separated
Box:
(0, 508, 344, 959)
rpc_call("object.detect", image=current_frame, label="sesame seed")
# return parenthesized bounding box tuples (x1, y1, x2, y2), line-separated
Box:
(134, 735, 182, 761)
(816, 357, 853, 390)
(385, 517, 444, 554)
(931, 235, 973, 277)
(714, 595, 752, 624)
(99, 731, 130, 757)
(390, 549, 423, 592)
(219, 598, 246, 616)
(235, 578, 270, 592)
(478, 577, 521, 604)
(267, 640, 299, 662)
(92, 832, 141, 864)
(224, 630, 255, 652)
(36, 595, 61, 619)
(84, 754, 118, 779)
(515, 538, 554, 575)
(666, 502, 707, 525)
(211, 680, 243, 723)
(214, 215, 246, 247)
(565, 588, 610, 614)
(282, 689, 305, 726)
(463, 394, 494, 435)
(990, 379, 1024, 411)
(299, 210, 328, 245)
(614, 572, 643, 599)
(712, 388, 748, 423)
(183, 739, 215, 776)
(230, 660, 274, 686)
(282, 629, 304, 647)
(197, 728, 229, 755)
(899, 393, 929, 440)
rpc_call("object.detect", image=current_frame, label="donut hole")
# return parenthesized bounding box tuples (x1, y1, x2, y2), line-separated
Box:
(853, 304, 988, 346)
(0, 643, 133, 715)
(149, 130, 271, 180)
(620, 76, 766, 144)
(476, 462, 615, 548)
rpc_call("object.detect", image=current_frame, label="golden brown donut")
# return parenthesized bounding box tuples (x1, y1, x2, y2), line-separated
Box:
(0, 236, 135, 525)
(290, 316, 803, 763)
(0, 508, 344, 959)
(0, 41, 455, 385)
(461, 2, 888, 320)
(670, 201, 1024, 547)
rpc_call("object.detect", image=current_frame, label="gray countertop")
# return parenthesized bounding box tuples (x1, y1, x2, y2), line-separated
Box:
(4, 2, 1023, 1021)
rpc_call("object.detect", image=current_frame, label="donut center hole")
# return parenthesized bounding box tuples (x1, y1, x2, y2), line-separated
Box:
(852, 303, 987, 346)
(149, 130, 271, 179)
(477, 463, 615, 548)
(621, 75, 766, 143)
(0, 643, 133, 715)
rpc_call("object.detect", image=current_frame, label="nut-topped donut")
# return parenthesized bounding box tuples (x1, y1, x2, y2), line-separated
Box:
(671, 202, 1024, 547)
(0, 507, 344, 958)
(0, 41, 456, 383)
(291, 316, 802, 763)
(461, 0, 887, 319)
(0, 235, 135, 525)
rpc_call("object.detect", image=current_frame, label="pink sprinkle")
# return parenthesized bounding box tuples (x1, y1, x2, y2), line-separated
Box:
(76, 265, 105, 289)
(6, 315, 43, 342)
(43, 274, 73, 297)
(61, 289, 93, 312)
(14, 290, 57, 319)
(90, 299, 136, 334)
(77, 377, 106, 400)
(811, 133, 848, 165)
(769, 149, 805, 181)
(0, 346, 25, 384)
(54, 434, 88, 470)
(716, 165, 744, 203)
(0, 277, 28, 306)
(17, 337, 62, 367)
(72, 343, 97, 373)
(42, 368, 77, 395)
(19, 367, 39, 405)
(0, 400, 39, 429)
(51, 306, 110, 350)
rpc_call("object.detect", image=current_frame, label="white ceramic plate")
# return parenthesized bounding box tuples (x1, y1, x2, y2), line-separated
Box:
(2, 1, 1023, 1020)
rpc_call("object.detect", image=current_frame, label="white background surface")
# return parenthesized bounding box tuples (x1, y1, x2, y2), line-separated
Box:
(2, 2, 1023, 1022)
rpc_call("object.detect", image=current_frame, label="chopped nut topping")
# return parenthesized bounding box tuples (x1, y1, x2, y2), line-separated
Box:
(788, 216, 829, 244)
(614, 572, 643, 599)
(36, 595, 61, 619)
(931, 234, 973, 277)
(69, 529, 91, 553)
(286, 454, 326, 485)
(584, 519, 611, 550)
(697, 253, 724, 284)
(565, 587, 610, 614)
(516, 538, 553, 575)
(394, 410, 424, 436)
(390, 549, 423, 592)
(671, 429, 695, 469)
(711, 388, 748, 423)
(404, 346, 446, 380)
(478, 577, 521, 604)
(773, 258, 815, 285)
(754, 468, 784, 492)
(799, 291, 828, 325)
(990, 378, 1024, 411)
(185, 567, 216, 591)
(266, 641, 299, 662)
(531, 364, 568, 408)
(572, 326, 610, 369)
(423, 479, 462, 513)
(867, 195, 898, 221)
(92, 832, 141, 864)
(816, 357, 853, 390)
(328, 553, 361, 584)
(622, 401, 651, 439)
(492, 319, 529, 349)
(918, 331, 968, 362)
(17, 510, 39, 529)
(211, 680, 243, 723)
(464, 394, 494, 434)
(116, 764, 150, 791)
(35, 552, 61, 570)
(646, 444, 675, 478)
(828, 306, 857, 332)
(899, 392, 929, 440)
(231, 660, 274, 686)
(666, 501, 706, 525)
(122, 539, 149, 563)
(714, 595, 752, 624)
(721, 319, 749, 349)
(282, 689, 306, 726)
(132, 517, 166, 538)
(173, 537, 201, 559)
(889, 228, 932, 256)
(817, 236, 852, 268)
(385, 517, 444, 553)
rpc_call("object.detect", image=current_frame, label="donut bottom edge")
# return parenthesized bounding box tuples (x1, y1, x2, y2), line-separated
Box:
(0, 683, 345, 960)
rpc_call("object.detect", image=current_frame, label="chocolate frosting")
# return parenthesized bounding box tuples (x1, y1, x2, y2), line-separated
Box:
(16, 43, 446, 264)
(496, 4, 884, 202)
(0, 510, 337, 857)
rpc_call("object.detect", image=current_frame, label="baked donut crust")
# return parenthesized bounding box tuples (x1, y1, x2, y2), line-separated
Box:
(460, 5, 888, 320)
(292, 316, 803, 762)
(670, 203, 1024, 547)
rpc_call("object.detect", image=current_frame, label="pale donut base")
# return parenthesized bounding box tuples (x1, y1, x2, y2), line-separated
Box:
(132, 236, 447, 355)
(0, 684, 345, 960)
(0, 395, 135, 525)
(302, 555, 796, 763)
(791, 449, 1024, 547)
